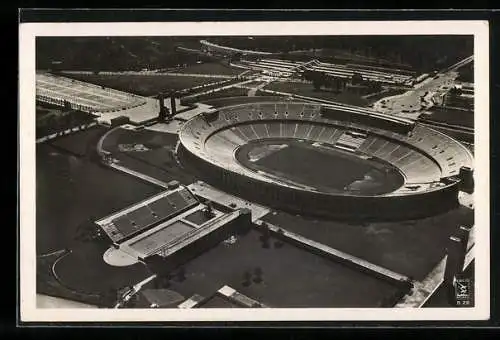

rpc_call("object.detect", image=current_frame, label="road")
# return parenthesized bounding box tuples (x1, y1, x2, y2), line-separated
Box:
(371, 55, 473, 119)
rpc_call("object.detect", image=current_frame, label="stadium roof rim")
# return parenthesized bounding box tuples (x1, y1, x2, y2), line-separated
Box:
(211, 100, 415, 125)
(179, 103, 471, 198)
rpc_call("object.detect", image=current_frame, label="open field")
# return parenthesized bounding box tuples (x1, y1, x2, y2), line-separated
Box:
(456, 63, 474, 83)
(422, 107, 474, 129)
(36, 104, 97, 138)
(36, 127, 162, 254)
(64, 74, 223, 97)
(264, 81, 370, 106)
(184, 87, 250, 105)
(199, 95, 293, 108)
(49, 126, 106, 157)
(102, 128, 196, 185)
(164, 229, 403, 307)
(174, 62, 243, 76)
(51, 239, 152, 300)
(181, 78, 242, 96)
(262, 205, 473, 281)
(365, 88, 408, 105)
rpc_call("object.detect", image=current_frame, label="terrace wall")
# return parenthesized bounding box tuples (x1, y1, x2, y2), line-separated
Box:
(142, 210, 253, 271)
(320, 106, 414, 135)
(178, 144, 460, 221)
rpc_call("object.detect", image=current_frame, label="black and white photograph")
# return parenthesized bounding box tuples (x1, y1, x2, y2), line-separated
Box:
(19, 20, 490, 322)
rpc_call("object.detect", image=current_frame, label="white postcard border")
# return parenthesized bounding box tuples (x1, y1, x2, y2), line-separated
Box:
(19, 20, 490, 322)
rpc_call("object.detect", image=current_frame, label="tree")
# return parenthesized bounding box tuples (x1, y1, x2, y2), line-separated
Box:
(312, 78, 322, 91)
(449, 86, 463, 96)
(351, 72, 364, 85)
(252, 267, 263, 284)
(259, 223, 271, 249)
(204, 202, 214, 218)
(242, 271, 252, 287)
(158, 275, 171, 288)
(274, 228, 285, 249)
(176, 267, 186, 282)
(74, 218, 99, 243)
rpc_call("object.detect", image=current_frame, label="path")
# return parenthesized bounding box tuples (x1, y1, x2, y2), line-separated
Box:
(371, 55, 473, 119)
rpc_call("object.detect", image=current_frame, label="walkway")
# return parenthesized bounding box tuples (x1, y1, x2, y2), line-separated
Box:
(37, 294, 99, 309)
(371, 55, 473, 119)
(395, 240, 475, 308)
(254, 220, 411, 286)
(61, 70, 234, 79)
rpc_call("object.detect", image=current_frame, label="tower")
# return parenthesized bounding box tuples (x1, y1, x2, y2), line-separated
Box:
(458, 166, 474, 194)
(158, 92, 169, 122)
(444, 226, 471, 306)
(170, 93, 177, 117)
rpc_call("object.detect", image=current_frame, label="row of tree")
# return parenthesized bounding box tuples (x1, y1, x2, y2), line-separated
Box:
(302, 70, 383, 93)
(209, 36, 473, 73)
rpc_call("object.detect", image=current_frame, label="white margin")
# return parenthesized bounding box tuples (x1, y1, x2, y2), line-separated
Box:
(19, 20, 490, 322)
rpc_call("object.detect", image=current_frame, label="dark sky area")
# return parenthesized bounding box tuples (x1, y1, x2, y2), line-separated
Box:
(36, 35, 473, 73)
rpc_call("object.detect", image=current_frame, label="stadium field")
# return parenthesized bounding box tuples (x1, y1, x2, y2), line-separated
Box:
(65, 74, 224, 96)
(237, 141, 403, 195)
(264, 81, 370, 106)
(36, 141, 162, 255)
(164, 229, 403, 307)
(262, 205, 474, 281)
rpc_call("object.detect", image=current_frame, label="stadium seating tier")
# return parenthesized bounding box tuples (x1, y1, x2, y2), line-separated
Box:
(180, 102, 473, 197)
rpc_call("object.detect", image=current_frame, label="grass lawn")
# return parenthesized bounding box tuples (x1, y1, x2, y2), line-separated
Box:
(365, 88, 408, 105)
(264, 81, 369, 106)
(102, 128, 196, 185)
(175, 62, 243, 76)
(263, 205, 473, 281)
(422, 107, 474, 129)
(199, 95, 293, 108)
(37, 132, 162, 254)
(36, 104, 97, 138)
(64, 74, 223, 97)
(164, 229, 402, 307)
(184, 86, 249, 105)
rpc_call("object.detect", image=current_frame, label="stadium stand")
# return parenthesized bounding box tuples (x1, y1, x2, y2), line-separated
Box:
(36, 72, 147, 113)
(232, 57, 414, 85)
(97, 188, 199, 244)
(179, 102, 473, 205)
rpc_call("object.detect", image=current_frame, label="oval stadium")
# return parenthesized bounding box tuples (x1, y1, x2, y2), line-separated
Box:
(179, 101, 473, 219)
(33, 35, 479, 311)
